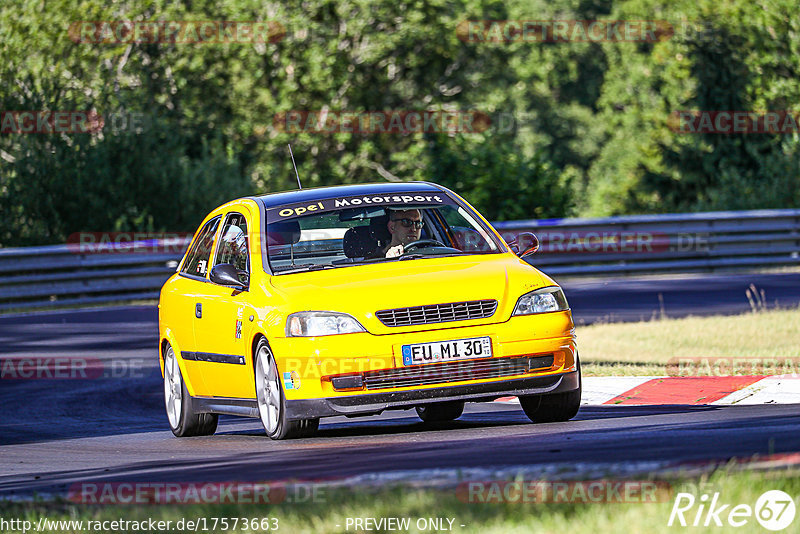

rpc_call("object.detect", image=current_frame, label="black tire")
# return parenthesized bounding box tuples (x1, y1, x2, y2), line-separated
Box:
(415, 401, 465, 422)
(254, 338, 319, 440)
(519, 354, 581, 423)
(163, 343, 218, 437)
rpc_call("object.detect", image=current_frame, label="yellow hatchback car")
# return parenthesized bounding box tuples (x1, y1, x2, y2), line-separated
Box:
(159, 182, 580, 439)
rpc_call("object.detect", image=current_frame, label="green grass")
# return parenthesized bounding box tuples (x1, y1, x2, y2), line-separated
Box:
(579, 308, 800, 376)
(1, 468, 798, 533)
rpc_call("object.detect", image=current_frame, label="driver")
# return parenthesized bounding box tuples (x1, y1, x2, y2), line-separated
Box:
(371, 208, 424, 258)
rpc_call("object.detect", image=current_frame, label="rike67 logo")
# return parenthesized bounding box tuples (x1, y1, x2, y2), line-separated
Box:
(668, 490, 796, 531)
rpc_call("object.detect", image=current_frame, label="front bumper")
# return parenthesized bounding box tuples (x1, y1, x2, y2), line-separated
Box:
(269, 310, 577, 401)
(284, 368, 580, 420)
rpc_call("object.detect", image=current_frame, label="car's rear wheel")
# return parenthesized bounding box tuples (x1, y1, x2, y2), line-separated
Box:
(163, 343, 218, 437)
(254, 338, 318, 439)
(519, 355, 581, 423)
(416, 401, 465, 422)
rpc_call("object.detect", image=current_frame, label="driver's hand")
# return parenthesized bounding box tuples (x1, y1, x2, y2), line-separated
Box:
(386, 244, 404, 258)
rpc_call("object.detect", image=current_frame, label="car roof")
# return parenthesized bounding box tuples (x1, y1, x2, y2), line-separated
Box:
(253, 181, 446, 209)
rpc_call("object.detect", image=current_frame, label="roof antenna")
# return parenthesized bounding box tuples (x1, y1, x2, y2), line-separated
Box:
(288, 144, 302, 190)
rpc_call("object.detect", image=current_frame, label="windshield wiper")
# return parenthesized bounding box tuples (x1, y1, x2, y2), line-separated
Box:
(348, 251, 467, 265)
(276, 263, 337, 274)
(349, 257, 394, 264)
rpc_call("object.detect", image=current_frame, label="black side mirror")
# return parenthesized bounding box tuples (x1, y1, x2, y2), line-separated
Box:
(210, 263, 247, 290)
(509, 232, 540, 259)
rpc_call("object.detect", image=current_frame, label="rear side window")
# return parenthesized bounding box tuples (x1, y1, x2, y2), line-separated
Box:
(181, 216, 221, 277)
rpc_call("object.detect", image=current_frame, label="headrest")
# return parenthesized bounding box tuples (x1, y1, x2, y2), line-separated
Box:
(267, 220, 301, 246)
(369, 214, 391, 245)
(343, 226, 377, 258)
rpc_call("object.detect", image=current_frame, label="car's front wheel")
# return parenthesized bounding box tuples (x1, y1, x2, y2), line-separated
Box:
(416, 401, 465, 422)
(163, 343, 218, 437)
(254, 338, 318, 440)
(519, 355, 581, 423)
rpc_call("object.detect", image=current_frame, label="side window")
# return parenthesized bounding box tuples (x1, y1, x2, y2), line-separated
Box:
(214, 212, 250, 284)
(181, 216, 221, 277)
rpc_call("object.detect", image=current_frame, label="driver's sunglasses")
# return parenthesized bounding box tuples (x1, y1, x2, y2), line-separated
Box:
(392, 218, 424, 229)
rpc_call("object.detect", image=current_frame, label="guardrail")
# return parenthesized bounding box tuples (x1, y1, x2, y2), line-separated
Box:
(495, 209, 800, 276)
(0, 239, 189, 312)
(1, 209, 799, 311)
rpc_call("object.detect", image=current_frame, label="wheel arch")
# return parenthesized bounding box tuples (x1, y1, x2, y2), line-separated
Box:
(251, 332, 269, 368)
(159, 338, 169, 378)
(159, 328, 199, 397)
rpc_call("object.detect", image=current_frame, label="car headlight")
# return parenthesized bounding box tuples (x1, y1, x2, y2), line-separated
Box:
(512, 287, 569, 316)
(286, 311, 366, 337)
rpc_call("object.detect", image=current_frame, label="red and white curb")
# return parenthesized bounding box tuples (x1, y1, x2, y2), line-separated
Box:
(496, 375, 800, 405)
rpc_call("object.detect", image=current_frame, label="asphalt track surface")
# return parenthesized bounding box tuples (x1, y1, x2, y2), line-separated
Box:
(1, 272, 799, 498)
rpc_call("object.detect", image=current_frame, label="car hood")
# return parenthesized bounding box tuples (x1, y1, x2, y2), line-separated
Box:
(267, 254, 551, 334)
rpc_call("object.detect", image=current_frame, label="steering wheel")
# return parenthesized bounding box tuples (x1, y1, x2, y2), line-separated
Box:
(403, 239, 446, 252)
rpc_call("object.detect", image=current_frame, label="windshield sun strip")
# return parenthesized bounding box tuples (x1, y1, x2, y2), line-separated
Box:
(260, 193, 504, 274)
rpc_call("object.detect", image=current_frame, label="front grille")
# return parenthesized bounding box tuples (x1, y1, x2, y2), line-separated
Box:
(376, 299, 498, 327)
(362, 355, 553, 390)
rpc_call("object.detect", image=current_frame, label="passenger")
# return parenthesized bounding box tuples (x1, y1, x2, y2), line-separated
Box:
(371, 208, 424, 258)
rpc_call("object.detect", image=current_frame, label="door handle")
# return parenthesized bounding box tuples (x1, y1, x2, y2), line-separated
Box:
(195, 303, 202, 318)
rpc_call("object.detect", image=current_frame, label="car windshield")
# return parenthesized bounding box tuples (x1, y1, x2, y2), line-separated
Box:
(264, 193, 502, 273)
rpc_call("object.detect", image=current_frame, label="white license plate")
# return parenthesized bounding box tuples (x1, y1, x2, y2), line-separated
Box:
(401, 336, 492, 366)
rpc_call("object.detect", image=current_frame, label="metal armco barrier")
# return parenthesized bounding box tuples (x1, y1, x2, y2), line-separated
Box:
(495, 209, 800, 276)
(0, 239, 190, 312)
(1, 209, 799, 311)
